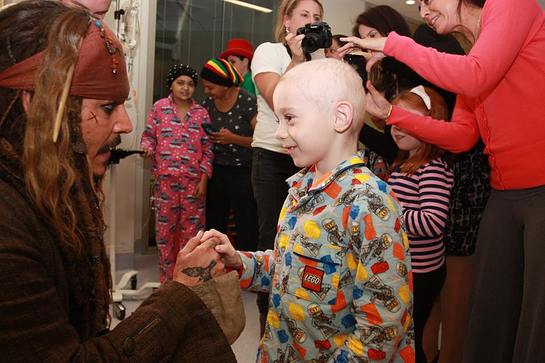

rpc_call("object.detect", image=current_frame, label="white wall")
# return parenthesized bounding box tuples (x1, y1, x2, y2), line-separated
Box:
(103, 0, 157, 258)
(322, 0, 367, 36)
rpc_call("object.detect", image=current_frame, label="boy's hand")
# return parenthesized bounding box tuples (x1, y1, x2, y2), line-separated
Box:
(202, 229, 242, 269)
(173, 231, 226, 286)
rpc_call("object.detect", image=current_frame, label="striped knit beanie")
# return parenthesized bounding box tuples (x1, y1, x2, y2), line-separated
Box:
(200, 58, 242, 87)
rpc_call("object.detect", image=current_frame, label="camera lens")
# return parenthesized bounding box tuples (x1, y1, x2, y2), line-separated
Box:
(302, 33, 321, 53)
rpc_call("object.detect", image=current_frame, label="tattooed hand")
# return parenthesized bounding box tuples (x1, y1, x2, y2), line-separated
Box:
(173, 231, 226, 286)
(181, 260, 217, 283)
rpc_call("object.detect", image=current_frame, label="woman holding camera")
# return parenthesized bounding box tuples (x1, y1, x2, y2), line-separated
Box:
(250, 0, 324, 336)
(200, 58, 258, 254)
(341, 0, 545, 361)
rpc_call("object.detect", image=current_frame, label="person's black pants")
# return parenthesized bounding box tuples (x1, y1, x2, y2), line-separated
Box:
(413, 265, 446, 363)
(463, 185, 545, 363)
(206, 164, 258, 252)
(251, 148, 298, 335)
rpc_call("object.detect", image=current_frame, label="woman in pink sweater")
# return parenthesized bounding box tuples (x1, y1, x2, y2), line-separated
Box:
(340, 0, 545, 362)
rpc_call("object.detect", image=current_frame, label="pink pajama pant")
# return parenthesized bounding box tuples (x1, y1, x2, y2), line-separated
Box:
(154, 174, 205, 282)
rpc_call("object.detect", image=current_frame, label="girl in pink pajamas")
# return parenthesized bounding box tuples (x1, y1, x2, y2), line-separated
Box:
(141, 64, 214, 282)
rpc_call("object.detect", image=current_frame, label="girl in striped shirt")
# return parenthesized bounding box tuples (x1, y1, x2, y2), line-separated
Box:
(387, 86, 454, 363)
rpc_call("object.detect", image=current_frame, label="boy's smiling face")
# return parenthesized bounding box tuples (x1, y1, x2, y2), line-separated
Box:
(273, 58, 365, 177)
(274, 83, 337, 172)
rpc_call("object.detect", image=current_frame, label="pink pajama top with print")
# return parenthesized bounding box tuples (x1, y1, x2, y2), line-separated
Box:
(140, 95, 213, 179)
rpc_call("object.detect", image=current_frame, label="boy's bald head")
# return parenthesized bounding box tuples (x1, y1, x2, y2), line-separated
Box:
(274, 58, 366, 131)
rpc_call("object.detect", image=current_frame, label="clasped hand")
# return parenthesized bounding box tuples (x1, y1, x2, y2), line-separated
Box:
(173, 230, 241, 287)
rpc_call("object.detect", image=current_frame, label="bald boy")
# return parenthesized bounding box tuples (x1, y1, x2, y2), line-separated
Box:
(208, 58, 415, 362)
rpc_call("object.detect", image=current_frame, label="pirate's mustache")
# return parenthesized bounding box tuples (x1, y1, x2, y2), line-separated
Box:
(97, 135, 121, 154)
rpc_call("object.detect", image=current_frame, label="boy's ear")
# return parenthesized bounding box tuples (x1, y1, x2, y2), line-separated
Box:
(332, 101, 353, 133)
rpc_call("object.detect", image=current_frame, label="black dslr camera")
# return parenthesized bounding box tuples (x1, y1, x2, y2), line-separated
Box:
(296, 21, 332, 53)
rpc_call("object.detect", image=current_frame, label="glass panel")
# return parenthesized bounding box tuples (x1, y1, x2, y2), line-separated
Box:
(154, 0, 277, 101)
(149, 0, 276, 246)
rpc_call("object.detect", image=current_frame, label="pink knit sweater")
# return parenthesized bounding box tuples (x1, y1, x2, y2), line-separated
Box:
(384, 0, 545, 190)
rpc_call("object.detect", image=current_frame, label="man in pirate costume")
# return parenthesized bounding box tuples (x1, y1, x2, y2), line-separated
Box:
(0, 1, 235, 361)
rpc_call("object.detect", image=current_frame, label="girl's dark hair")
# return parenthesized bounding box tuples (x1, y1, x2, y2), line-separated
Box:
(352, 5, 411, 37)
(332, 34, 347, 47)
(412, 23, 465, 115)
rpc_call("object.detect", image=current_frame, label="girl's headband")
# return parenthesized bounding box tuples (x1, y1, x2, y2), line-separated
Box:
(409, 85, 431, 110)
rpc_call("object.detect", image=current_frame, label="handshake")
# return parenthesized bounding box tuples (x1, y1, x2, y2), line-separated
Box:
(173, 229, 242, 287)
(173, 230, 246, 345)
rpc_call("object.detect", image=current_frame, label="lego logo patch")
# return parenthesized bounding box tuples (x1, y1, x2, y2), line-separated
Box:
(301, 266, 324, 292)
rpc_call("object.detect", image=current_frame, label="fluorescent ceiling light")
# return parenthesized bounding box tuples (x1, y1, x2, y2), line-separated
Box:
(224, 0, 273, 13)
(405, 0, 416, 4)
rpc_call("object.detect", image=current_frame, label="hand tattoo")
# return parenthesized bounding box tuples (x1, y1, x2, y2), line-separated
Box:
(181, 260, 217, 283)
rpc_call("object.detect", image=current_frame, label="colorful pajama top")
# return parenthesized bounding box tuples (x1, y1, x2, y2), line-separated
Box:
(238, 155, 415, 362)
(140, 96, 213, 179)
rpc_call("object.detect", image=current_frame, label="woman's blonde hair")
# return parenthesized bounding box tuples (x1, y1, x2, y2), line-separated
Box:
(390, 86, 450, 174)
(274, 0, 324, 43)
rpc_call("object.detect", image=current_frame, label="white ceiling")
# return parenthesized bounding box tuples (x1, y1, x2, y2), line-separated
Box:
(368, 0, 545, 24)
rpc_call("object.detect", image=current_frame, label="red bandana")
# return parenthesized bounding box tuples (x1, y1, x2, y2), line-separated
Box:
(0, 19, 129, 101)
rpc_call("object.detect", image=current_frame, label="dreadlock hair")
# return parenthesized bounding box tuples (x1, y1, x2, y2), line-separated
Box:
(0, 0, 112, 335)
